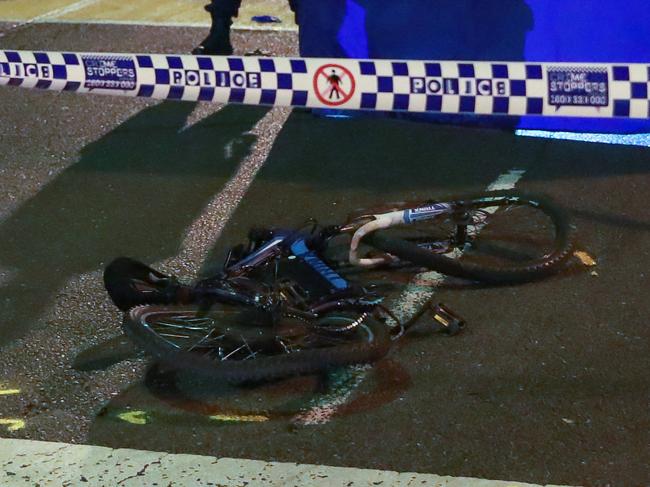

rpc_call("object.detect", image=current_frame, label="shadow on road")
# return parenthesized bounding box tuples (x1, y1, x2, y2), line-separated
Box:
(0, 101, 269, 345)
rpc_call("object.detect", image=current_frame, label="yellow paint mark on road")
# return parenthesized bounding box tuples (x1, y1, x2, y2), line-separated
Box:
(210, 413, 269, 423)
(117, 410, 149, 425)
(0, 388, 21, 395)
(0, 419, 26, 431)
(574, 250, 597, 267)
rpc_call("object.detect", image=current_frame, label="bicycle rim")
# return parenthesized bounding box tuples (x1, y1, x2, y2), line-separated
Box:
(365, 190, 573, 283)
(123, 304, 390, 382)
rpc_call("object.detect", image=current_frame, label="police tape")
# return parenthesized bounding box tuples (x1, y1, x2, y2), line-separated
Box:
(1, 49, 649, 119)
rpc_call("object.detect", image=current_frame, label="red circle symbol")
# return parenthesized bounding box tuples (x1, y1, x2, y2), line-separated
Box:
(313, 64, 356, 106)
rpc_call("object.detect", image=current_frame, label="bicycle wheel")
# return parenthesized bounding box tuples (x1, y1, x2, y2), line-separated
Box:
(123, 304, 391, 383)
(364, 190, 573, 283)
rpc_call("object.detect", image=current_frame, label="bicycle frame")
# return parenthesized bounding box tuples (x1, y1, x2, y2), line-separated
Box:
(213, 228, 383, 321)
(194, 200, 466, 336)
(344, 201, 457, 267)
(220, 198, 468, 300)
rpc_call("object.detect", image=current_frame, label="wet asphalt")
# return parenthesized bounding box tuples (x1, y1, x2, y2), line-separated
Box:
(0, 22, 649, 487)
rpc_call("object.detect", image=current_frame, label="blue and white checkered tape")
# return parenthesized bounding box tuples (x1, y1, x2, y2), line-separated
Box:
(1, 50, 649, 118)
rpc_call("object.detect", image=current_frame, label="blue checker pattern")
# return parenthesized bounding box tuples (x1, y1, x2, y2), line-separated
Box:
(611, 65, 650, 117)
(0, 50, 73, 87)
(357, 60, 549, 116)
(129, 53, 309, 104)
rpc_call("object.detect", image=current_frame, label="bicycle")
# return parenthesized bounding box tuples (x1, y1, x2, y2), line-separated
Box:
(104, 190, 573, 383)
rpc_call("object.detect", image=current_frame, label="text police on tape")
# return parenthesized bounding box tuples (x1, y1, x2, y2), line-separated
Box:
(410, 77, 509, 96)
(169, 70, 261, 88)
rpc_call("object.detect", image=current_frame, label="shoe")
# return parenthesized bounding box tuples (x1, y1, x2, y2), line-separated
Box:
(192, 8, 234, 56)
(191, 40, 233, 56)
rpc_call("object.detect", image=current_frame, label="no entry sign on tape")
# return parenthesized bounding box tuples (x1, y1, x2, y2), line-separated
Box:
(1, 50, 649, 119)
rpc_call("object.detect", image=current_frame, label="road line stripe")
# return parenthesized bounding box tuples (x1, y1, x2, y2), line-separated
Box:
(18, 18, 298, 31)
(2, 0, 100, 26)
(170, 106, 292, 275)
(0, 438, 574, 486)
(292, 364, 372, 425)
(294, 169, 526, 425)
(33, 0, 102, 20)
(0, 0, 102, 37)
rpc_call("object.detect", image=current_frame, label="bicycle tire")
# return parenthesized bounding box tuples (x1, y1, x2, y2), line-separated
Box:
(123, 304, 391, 383)
(364, 190, 573, 283)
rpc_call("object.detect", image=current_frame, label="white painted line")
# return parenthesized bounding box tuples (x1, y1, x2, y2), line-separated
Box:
(487, 169, 526, 191)
(171, 106, 292, 274)
(0, 0, 103, 37)
(294, 169, 526, 425)
(292, 364, 372, 425)
(28, 18, 299, 32)
(32, 0, 103, 21)
(0, 438, 575, 487)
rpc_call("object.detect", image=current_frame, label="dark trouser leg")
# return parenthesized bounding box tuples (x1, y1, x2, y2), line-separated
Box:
(192, 0, 242, 55)
(288, 0, 299, 23)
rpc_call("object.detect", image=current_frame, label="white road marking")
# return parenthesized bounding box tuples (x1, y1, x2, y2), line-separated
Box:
(31, 0, 103, 21)
(26, 18, 298, 31)
(294, 169, 526, 425)
(0, 0, 102, 35)
(292, 364, 372, 425)
(171, 106, 292, 275)
(0, 0, 100, 28)
(0, 438, 574, 487)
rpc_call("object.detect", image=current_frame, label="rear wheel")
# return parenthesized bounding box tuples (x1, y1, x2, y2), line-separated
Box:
(365, 191, 573, 283)
(123, 304, 390, 382)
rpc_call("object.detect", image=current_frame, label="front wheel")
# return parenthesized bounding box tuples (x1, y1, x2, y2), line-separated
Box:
(365, 191, 573, 283)
(123, 304, 391, 383)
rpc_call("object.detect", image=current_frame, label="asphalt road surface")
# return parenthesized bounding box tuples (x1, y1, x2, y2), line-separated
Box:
(0, 22, 649, 487)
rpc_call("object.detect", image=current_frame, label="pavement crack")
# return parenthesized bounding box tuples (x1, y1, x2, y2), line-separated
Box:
(116, 458, 163, 485)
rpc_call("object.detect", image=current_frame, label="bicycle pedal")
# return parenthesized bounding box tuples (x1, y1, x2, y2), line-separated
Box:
(429, 303, 466, 336)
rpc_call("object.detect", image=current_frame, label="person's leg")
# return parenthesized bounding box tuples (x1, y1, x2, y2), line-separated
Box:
(192, 0, 242, 55)
(288, 0, 299, 23)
